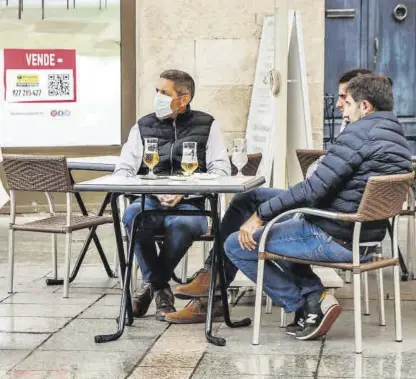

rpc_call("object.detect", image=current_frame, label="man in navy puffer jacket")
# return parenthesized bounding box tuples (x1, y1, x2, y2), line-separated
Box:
(223, 73, 413, 341)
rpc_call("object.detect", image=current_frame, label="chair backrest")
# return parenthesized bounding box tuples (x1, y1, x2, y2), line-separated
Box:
(230, 153, 262, 176)
(296, 149, 326, 179)
(3, 155, 72, 193)
(339, 172, 415, 222)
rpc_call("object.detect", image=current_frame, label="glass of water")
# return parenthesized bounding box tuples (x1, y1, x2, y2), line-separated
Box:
(231, 138, 248, 176)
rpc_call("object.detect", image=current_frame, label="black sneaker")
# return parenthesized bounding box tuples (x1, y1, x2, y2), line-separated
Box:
(285, 308, 305, 336)
(155, 287, 176, 321)
(132, 282, 154, 318)
(296, 290, 343, 341)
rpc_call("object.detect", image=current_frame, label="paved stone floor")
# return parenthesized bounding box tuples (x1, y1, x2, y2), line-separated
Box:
(2, 216, 416, 378)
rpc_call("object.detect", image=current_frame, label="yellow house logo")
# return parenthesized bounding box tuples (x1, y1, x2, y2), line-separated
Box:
(16, 74, 39, 87)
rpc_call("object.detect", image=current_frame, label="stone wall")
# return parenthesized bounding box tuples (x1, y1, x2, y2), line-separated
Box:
(136, 0, 325, 148)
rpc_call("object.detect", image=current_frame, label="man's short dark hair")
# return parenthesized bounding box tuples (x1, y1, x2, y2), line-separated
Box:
(160, 69, 195, 101)
(339, 68, 394, 86)
(346, 73, 394, 111)
(338, 68, 372, 84)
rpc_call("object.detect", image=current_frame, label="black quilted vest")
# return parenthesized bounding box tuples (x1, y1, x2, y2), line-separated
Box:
(137, 107, 213, 176)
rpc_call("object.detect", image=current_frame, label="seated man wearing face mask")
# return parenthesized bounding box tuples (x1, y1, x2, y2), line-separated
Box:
(114, 69, 231, 321)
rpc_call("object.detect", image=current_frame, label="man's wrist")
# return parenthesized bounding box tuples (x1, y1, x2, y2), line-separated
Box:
(256, 209, 265, 223)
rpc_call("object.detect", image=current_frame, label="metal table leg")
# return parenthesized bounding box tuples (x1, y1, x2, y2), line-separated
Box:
(46, 171, 115, 286)
(95, 195, 214, 343)
(95, 193, 134, 343)
(205, 195, 251, 346)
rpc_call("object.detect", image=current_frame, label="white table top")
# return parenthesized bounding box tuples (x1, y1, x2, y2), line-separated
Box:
(67, 156, 119, 171)
(74, 174, 266, 195)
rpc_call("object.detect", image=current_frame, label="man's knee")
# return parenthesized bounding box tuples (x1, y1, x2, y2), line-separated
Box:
(229, 191, 254, 208)
(224, 232, 240, 259)
(166, 216, 208, 238)
(122, 201, 142, 228)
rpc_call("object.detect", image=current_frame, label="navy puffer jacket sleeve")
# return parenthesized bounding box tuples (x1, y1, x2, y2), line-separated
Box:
(257, 111, 413, 242)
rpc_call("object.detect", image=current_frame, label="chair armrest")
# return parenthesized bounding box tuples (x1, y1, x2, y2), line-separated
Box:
(258, 207, 349, 253)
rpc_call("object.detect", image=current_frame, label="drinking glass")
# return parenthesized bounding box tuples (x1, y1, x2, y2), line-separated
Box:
(181, 142, 198, 176)
(143, 138, 159, 178)
(231, 138, 248, 176)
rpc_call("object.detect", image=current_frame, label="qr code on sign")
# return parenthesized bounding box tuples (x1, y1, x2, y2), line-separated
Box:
(48, 74, 70, 96)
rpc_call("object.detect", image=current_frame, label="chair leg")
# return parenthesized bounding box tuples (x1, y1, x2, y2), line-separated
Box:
(345, 270, 352, 283)
(354, 272, 363, 353)
(280, 308, 287, 328)
(115, 195, 127, 278)
(265, 295, 272, 314)
(51, 234, 58, 279)
(8, 230, 15, 294)
(131, 258, 138, 293)
(363, 272, 370, 316)
(376, 268, 386, 326)
(393, 264, 403, 342)
(181, 252, 188, 283)
(252, 258, 265, 345)
(203, 241, 211, 261)
(63, 233, 72, 298)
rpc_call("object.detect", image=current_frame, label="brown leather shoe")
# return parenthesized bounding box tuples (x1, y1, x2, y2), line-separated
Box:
(174, 268, 219, 299)
(155, 287, 176, 321)
(165, 298, 224, 324)
(132, 282, 154, 318)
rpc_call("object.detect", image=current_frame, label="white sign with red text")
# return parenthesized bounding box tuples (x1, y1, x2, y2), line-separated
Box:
(4, 49, 76, 103)
(0, 48, 120, 147)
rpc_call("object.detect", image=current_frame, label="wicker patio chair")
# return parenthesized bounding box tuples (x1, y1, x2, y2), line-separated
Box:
(2, 155, 113, 298)
(252, 172, 414, 353)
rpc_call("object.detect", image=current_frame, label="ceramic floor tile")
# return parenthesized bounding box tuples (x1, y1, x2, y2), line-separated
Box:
(0, 304, 86, 318)
(0, 350, 31, 371)
(15, 350, 139, 376)
(193, 353, 318, 377)
(129, 366, 194, 379)
(0, 317, 70, 333)
(0, 332, 50, 350)
(2, 293, 101, 305)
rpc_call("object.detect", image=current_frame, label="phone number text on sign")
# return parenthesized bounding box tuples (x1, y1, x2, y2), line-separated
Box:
(3, 49, 76, 103)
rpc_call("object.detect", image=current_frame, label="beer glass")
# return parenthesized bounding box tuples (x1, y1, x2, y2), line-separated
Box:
(143, 138, 159, 178)
(181, 142, 198, 176)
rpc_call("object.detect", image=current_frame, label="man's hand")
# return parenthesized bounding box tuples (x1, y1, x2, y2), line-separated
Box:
(160, 194, 184, 207)
(238, 212, 263, 251)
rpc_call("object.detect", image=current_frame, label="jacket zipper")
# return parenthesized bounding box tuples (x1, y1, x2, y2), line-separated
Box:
(169, 120, 177, 175)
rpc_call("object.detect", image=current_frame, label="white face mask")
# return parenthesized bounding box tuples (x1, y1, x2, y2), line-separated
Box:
(154, 93, 180, 119)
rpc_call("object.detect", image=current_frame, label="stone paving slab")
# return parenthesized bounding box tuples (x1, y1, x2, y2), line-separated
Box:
(192, 353, 319, 378)
(0, 350, 31, 371)
(1, 212, 416, 378)
(129, 367, 194, 379)
(1, 293, 102, 306)
(0, 333, 50, 350)
(0, 317, 71, 333)
(0, 304, 86, 318)
(14, 350, 139, 377)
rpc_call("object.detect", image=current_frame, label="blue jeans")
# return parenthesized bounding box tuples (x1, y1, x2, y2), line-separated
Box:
(204, 188, 287, 287)
(224, 189, 371, 312)
(123, 197, 208, 288)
